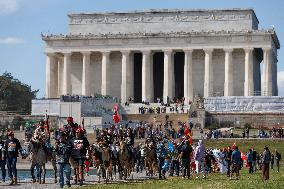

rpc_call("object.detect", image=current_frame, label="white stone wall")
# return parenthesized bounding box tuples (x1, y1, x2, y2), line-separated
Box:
(233, 49, 245, 96)
(212, 49, 225, 95)
(90, 53, 102, 95)
(110, 52, 122, 99)
(69, 9, 258, 35)
(192, 50, 205, 96)
(71, 53, 83, 95)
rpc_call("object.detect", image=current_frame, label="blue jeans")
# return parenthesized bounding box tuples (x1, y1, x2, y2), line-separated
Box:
(181, 159, 190, 178)
(57, 163, 71, 187)
(6, 157, 17, 179)
(0, 159, 6, 180)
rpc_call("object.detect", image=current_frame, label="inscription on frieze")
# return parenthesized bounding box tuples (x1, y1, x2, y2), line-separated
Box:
(70, 11, 252, 25)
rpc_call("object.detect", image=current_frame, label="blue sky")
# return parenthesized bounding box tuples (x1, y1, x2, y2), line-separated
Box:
(0, 0, 284, 97)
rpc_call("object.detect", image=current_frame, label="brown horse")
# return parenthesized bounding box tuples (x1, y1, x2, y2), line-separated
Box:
(119, 140, 134, 180)
(144, 143, 158, 177)
(91, 143, 113, 183)
(28, 140, 57, 184)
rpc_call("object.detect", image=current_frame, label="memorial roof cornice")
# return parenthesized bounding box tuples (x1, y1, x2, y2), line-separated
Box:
(68, 8, 255, 16)
(42, 29, 279, 49)
(68, 8, 259, 24)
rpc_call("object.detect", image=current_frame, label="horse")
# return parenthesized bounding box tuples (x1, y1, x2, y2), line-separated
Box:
(119, 140, 134, 180)
(91, 143, 113, 183)
(144, 143, 158, 177)
(28, 140, 57, 184)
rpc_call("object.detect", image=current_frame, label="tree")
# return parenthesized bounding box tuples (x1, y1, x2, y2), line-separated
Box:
(0, 72, 38, 113)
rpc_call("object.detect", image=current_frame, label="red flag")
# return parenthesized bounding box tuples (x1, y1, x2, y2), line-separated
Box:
(184, 126, 189, 136)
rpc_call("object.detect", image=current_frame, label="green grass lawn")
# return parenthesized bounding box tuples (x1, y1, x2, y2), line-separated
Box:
(85, 140, 284, 189)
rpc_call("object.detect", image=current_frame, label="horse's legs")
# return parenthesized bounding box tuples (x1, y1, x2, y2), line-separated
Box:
(74, 168, 78, 184)
(97, 165, 101, 183)
(52, 160, 58, 183)
(39, 166, 42, 184)
(30, 163, 36, 182)
(42, 164, 46, 184)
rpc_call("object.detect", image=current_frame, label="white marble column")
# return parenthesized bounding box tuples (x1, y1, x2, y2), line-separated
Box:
(45, 53, 56, 98)
(62, 52, 72, 95)
(163, 50, 174, 103)
(57, 57, 63, 96)
(262, 48, 272, 96)
(184, 49, 193, 103)
(244, 48, 254, 96)
(204, 49, 213, 97)
(101, 51, 111, 96)
(273, 59, 278, 96)
(142, 50, 152, 102)
(81, 51, 91, 96)
(224, 48, 234, 96)
(121, 50, 130, 103)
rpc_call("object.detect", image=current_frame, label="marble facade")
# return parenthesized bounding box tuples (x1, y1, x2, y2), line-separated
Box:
(43, 9, 280, 103)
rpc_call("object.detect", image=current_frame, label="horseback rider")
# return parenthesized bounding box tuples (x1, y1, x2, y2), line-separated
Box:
(69, 127, 90, 186)
(32, 121, 49, 156)
(66, 117, 79, 138)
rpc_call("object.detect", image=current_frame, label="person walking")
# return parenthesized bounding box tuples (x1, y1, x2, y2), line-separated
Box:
(251, 148, 257, 173)
(0, 136, 6, 182)
(69, 127, 90, 186)
(246, 149, 253, 174)
(275, 150, 281, 172)
(3, 130, 25, 185)
(230, 146, 241, 180)
(271, 153, 274, 170)
(194, 140, 206, 179)
(225, 146, 232, 177)
(54, 131, 72, 188)
(262, 146, 271, 181)
(180, 140, 192, 179)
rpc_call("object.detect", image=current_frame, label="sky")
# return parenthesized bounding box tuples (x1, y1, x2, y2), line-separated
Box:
(0, 0, 284, 97)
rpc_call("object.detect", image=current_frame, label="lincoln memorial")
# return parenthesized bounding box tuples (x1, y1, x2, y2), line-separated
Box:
(42, 9, 280, 104)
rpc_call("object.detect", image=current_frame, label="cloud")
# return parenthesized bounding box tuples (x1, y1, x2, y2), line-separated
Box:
(0, 37, 24, 44)
(0, 0, 21, 15)
(277, 71, 284, 96)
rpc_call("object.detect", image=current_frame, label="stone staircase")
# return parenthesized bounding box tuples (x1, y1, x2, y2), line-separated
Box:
(123, 113, 189, 128)
(121, 103, 191, 114)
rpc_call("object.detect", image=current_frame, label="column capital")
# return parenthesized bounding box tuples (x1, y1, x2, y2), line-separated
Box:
(101, 51, 111, 56)
(81, 51, 91, 56)
(163, 49, 172, 55)
(183, 49, 194, 54)
(62, 51, 72, 56)
(45, 52, 56, 57)
(244, 47, 254, 53)
(262, 47, 272, 52)
(121, 50, 131, 56)
(203, 48, 214, 54)
(141, 50, 152, 55)
(223, 48, 234, 53)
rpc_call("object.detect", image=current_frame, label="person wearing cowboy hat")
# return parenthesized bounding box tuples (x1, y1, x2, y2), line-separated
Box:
(3, 130, 24, 185)
(69, 127, 89, 186)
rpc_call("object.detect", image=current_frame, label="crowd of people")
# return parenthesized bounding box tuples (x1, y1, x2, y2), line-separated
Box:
(0, 116, 282, 188)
